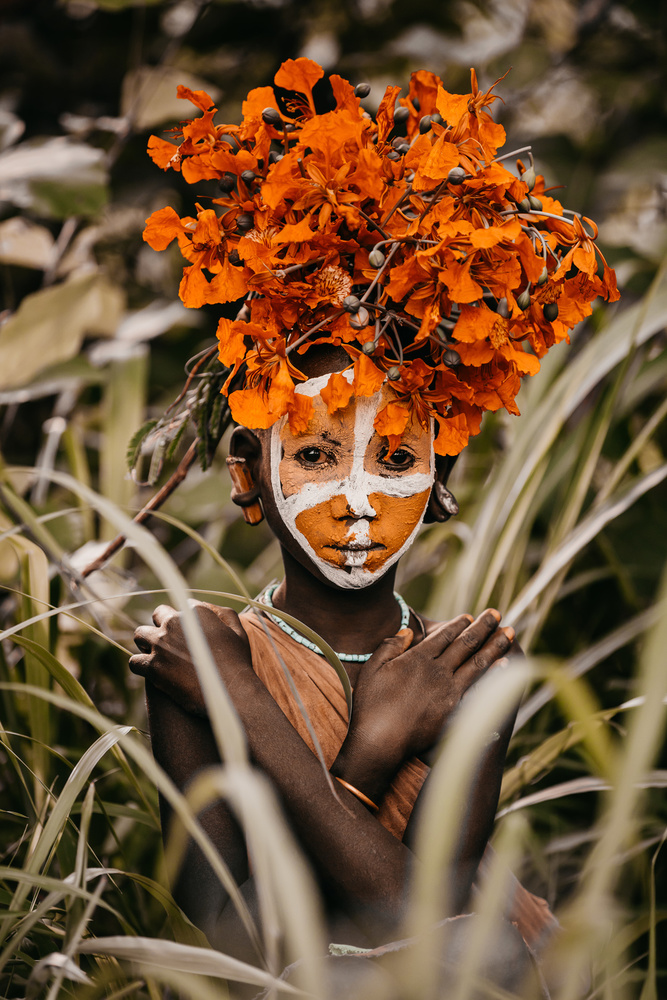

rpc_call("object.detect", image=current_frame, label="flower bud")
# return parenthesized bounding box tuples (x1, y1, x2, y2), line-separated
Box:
(387, 365, 401, 380)
(241, 169, 256, 185)
(517, 289, 531, 310)
(386, 150, 400, 161)
(447, 166, 466, 185)
(237, 213, 254, 231)
(369, 249, 386, 268)
(543, 302, 559, 321)
(419, 114, 432, 134)
(261, 107, 283, 127)
(528, 194, 543, 211)
(228, 249, 242, 266)
(349, 306, 370, 329)
(396, 143, 410, 155)
(537, 266, 549, 286)
(496, 297, 510, 318)
(362, 340, 376, 355)
(218, 172, 236, 193)
(443, 349, 461, 367)
(393, 106, 410, 125)
(523, 166, 536, 191)
(354, 83, 371, 98)
(518, 197, 531, 212)
(431, 112, 445, 126)
(343, 295, 361, 313)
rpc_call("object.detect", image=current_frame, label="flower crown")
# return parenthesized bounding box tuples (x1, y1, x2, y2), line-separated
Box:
(144, 58, 619, 457)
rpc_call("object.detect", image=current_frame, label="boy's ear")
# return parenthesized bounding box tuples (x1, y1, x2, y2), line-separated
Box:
(424, 454, 459, 524)
(227, 427, 264, 525)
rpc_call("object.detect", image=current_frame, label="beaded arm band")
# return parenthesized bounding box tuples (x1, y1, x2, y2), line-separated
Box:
(335, 776, 379, 812)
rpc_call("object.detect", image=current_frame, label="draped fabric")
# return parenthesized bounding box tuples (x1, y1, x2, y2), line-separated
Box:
(239, 610, 558, 952)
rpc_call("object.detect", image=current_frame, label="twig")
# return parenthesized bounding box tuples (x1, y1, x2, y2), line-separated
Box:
(80, 440, 199, 578)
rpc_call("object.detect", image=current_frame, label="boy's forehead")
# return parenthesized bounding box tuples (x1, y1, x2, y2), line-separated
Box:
(278, 375, 432, 448)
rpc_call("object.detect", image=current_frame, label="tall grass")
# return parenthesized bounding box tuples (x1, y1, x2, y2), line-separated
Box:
(0, 180, 667, 1000)
(1, 258, 665, 998)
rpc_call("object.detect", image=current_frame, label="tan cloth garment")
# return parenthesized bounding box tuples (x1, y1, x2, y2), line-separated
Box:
(239, 610, 558, 951)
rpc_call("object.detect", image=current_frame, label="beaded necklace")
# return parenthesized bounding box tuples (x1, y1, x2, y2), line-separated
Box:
(260, 584, 411, 663)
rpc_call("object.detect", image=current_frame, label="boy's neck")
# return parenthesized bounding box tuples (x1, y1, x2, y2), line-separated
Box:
(271, 549, 403, 657)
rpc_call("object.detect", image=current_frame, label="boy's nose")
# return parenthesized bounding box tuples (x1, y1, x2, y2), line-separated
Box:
(330, 488, 376, 520)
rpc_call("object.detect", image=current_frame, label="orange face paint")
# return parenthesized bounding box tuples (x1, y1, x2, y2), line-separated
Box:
(270, 375, 434, 589)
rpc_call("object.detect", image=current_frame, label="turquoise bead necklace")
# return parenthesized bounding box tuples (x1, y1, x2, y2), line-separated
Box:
(260, 583, 411, 663)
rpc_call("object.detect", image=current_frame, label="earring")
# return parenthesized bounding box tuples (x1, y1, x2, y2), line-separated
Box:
(434, 481, 459, 520)
(226, 456, 264, 525)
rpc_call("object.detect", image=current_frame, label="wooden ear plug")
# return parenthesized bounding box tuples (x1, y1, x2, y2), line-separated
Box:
(226, 456, 264, 525)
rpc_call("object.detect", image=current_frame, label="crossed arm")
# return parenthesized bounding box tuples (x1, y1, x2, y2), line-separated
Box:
(131, 605, 517, 952)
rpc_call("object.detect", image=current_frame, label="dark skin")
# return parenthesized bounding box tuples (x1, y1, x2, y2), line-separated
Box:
(131, 423, 519, 971)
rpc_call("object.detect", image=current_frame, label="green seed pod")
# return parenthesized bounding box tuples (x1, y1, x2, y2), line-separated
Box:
(237, 213, 254, 232)
(240, 169, 256, 185)
(537, 266, 549, 286)
(369, 249, 386, 268)
(387, 365, 401, 380)
(354, 83, 371, 98)
(523, 165, 536, 191)
(261, 107, 283, 128)
(543, 302, 559, 322)
(419, 115, 432, 134)
(496, 297, 510, 318)
(528, 194, 543, 211)
(343, 295, 361, 314)
(447, 166, 466, 185)
(443, 349, 461, 367)
(517, 289, 531, 310)
(393, 106, 410, 125)
(349, 306, 370, 329)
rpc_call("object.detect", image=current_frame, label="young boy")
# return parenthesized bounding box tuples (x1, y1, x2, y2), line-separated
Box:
(129, 56, 616, 992)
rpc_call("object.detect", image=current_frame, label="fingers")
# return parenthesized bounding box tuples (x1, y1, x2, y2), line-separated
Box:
(420, 613, 475, 655)
(197, 602, 245, 639)
(129, 652, 150, 677)
(367, 627, 414, 665)
(152, 604, 176, 626)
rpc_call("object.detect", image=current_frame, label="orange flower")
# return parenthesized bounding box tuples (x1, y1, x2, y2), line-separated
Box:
(144, 58, 619, 456)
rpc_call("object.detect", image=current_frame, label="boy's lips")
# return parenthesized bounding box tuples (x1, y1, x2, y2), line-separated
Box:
(327, 542, 386, 552)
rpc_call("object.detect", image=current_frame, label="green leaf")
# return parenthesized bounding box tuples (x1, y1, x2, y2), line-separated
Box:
(0, 272, 124, 391)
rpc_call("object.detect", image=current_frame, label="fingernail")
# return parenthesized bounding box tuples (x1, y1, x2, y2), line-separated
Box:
(487, 608, 501, 622)
(503, 626, 515, 641)
(397, 628, 413, 638)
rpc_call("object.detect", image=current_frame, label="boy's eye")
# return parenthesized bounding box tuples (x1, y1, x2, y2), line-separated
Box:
(379, 448, 415, 470)
(296, 447, 331, 466)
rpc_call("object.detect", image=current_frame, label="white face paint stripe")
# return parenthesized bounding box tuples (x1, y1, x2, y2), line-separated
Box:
(270, 375, 435, 590)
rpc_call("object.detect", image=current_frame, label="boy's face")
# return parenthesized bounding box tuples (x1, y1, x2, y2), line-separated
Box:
(265, 373, 434, 589)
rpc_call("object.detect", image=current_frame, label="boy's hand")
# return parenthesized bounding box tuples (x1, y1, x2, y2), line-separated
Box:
(130, 602, 251, 715)
(333, 610, 515, 800)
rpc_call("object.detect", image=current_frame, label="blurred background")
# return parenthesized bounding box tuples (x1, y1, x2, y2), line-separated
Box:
(0, 1, 666, 997)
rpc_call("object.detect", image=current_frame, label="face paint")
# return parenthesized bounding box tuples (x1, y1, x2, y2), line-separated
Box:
(270, 373, 434, 589)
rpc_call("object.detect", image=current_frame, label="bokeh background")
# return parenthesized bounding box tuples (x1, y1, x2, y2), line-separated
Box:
(0, 1, 666, 997)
